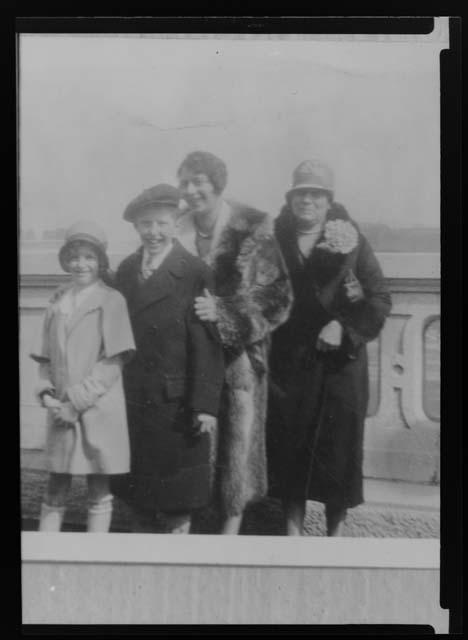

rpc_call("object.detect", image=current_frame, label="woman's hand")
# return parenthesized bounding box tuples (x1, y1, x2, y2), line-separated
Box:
(343, 269, 365, 303)
(42, 394, 61, 410)
(194, 289, 218, 322)
(51, 401, 79, 426)
(316, 320, 343, 352)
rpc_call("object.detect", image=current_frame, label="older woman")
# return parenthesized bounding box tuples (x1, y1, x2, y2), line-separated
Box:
(176, 151, 293, 534)
(268, 160, 392, 536)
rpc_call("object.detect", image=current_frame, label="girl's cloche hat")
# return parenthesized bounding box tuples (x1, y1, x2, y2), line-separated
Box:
(58, 220, 109, 273)
(286, 160, 334, 200)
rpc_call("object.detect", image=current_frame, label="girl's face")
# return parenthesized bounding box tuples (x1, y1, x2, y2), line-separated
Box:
(65, 242, 100, 287)
(290, 189, 331, 228)
(178, 169, 220, 217)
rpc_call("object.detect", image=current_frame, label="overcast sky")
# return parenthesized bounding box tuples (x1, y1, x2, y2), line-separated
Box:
(19, 34, 444, 250)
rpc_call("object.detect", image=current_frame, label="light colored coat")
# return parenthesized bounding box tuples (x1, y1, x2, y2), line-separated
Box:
(31, 280, 136, 475)
(177, 200, 293, 516)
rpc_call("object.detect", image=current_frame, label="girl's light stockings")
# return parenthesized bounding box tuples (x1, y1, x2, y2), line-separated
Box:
(87, 494, 113, 532)
(38, 503, 66, 532)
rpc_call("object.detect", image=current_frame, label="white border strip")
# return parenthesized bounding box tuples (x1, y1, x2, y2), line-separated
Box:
(22, 533, 439, 569)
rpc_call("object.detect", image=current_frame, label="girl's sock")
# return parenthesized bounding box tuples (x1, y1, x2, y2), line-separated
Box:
(38, 503, 66, 532)
(87, 494, 113, 533)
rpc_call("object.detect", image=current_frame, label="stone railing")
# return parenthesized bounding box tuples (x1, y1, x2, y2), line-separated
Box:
(19, 252, 440, 484)
(363, 257, 440, 484)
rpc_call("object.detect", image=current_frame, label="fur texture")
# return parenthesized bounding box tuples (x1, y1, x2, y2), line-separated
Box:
(178, 201, 293, 515)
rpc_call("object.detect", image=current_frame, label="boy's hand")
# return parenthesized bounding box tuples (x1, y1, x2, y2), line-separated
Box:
(190, 413, 217, 437)
(194, 289, 218, 322)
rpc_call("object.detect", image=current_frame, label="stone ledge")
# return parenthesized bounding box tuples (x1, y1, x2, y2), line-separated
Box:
(21, 467, 439, 538)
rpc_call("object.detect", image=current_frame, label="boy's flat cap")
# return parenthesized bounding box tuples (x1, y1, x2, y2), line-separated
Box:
(123, 184, 181, 221)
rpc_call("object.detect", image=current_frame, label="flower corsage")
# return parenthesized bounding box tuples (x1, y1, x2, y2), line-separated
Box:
(316, 219, 359, 255)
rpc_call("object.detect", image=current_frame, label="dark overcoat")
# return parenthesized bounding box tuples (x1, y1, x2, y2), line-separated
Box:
(112, 240, 224, 515)
(267, 203, 392, 509)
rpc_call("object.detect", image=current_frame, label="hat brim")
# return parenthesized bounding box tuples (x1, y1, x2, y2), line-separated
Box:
(59, 236, 109, 273)
(286, 183, 334, 199)
(123, 200, 180, 222)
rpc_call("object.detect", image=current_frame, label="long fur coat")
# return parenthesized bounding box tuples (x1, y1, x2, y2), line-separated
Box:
(177, 200, 293, 516)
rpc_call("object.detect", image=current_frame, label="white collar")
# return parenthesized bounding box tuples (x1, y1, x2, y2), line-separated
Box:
(141, 241, 174, 272)
(59, 280, 100, 316)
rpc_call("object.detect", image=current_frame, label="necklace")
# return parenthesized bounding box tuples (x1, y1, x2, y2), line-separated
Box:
(196, 228, 213, 239)
(296, 228, 320, 236)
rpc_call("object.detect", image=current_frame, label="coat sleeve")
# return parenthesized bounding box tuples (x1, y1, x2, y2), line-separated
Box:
(186, 266, 225, 416)
(29, 300, 54, 364)
(66, 291, 136, 412)
(214, 235, 293, 349)
(101, 290, 136, 363)
(29, 303, 56, 400)
(34, 362, 56, 404)
(66, 355, 123, 412)
(336, 236, 392, 351)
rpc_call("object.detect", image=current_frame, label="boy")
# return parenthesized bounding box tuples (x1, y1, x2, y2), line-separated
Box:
(113, 184, 224, 533)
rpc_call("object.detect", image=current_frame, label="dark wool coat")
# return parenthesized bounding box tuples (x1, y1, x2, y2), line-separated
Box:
(111, 240, 224, 515)
(177, 200, 293, 516)
(267, 203, 392, 509)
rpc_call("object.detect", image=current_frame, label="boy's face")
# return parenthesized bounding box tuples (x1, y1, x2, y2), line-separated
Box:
(133, 206, 178, 256)
(65, 242, 100, 287)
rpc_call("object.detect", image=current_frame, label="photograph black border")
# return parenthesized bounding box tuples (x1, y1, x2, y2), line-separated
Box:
(8, 14, 462, 635)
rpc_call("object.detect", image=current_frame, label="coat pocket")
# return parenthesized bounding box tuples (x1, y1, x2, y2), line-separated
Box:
(164, 375, 186, 401)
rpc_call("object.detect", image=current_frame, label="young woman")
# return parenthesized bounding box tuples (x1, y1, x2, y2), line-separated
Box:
(176, 151, 293, 534)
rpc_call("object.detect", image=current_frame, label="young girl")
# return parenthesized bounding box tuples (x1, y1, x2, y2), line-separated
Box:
(30, 220, 135, 532)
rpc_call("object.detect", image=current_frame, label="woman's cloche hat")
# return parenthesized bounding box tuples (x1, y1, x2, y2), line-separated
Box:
(286, 160, 334, 200)
(123, 183, 181, 222)
(59, 220, 109, 272)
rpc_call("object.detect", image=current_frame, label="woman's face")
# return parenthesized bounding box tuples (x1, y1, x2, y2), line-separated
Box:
(290, 189, 331, 227)
(66, 242, 100, 287)
(178, 169, 221, 217)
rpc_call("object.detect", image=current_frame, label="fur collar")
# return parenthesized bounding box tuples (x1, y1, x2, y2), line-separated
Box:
(224, 199, 273, 237)
(177, 198, 272, 242)
(275, 202, 361, 285)
(177, 200, 274, 296)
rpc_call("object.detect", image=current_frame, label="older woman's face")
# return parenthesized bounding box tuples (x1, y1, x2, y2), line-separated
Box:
(178, 169, 220, 217)
(290, 189, 331, 227)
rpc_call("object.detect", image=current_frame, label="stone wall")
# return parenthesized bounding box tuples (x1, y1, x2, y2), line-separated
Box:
(19, 252, 441, 485)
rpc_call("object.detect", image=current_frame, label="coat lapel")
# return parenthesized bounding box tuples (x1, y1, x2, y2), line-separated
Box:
(129, 241, 186, 317)
(65, 282, 107, 337)
(276, 204, 360, 315)
(176, 215, 198, 256)
(314, 249, 358, 313)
